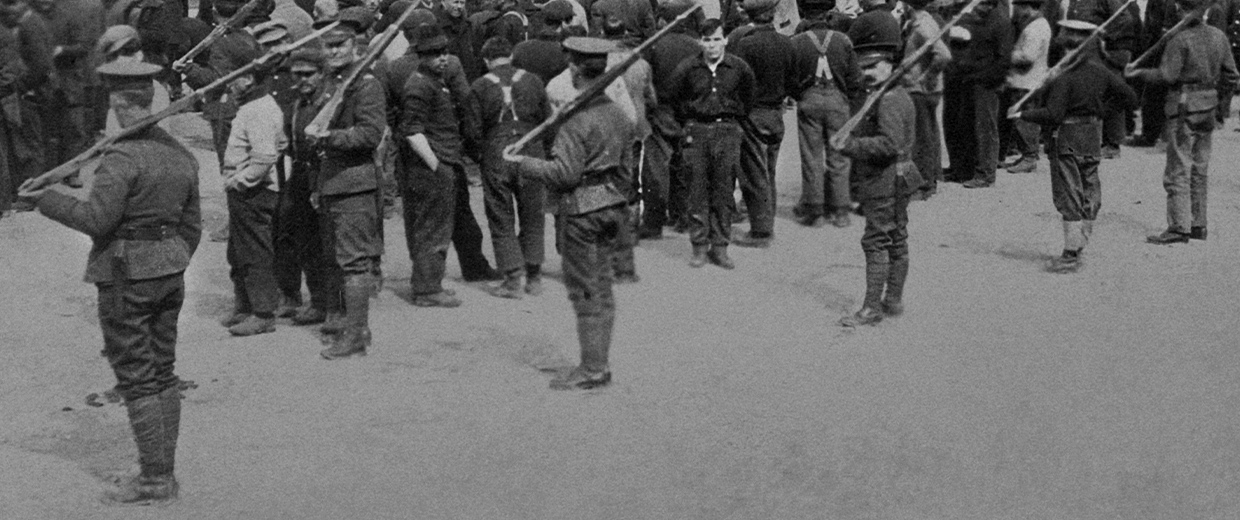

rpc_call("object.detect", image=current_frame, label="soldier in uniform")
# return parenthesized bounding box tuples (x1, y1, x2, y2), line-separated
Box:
(666, 17, 755, 269)
(1011, 20, 1137, 272)
(509, 36, 635, 390)
(305, 13, 386, 359)
(468, 36, 550, 298)
(0, 0, 52, 211)
(1126, 0, 1239, 244)
(836, 41, 923, 327)
(18, 60, 200, 505)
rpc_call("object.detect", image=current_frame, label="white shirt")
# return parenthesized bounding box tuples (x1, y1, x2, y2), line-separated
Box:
(224, 94, 287, 191)
(1007, 16, 1052, 91)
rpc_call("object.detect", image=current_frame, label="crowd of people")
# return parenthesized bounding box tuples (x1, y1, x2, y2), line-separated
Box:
(2, 0, 1239, 506)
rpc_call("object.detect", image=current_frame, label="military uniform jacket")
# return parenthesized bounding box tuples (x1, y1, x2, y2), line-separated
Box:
(842, 85, 923, 201)
(519, 95, 635, 215)
(37, 126, 201, 283)
(1020, 57, 1138, 127)
(315, 73, 386, 196)
(1131, 22, 1240, 116)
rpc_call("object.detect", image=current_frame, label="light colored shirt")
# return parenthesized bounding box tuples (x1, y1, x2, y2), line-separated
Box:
(1007, 16, 1051, 90)
(546, 69, 638, 125)
(904, 9, 951, 94)
(223, 94, 287, 191)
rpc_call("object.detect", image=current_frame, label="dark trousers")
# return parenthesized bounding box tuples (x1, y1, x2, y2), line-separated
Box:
(611, 203, 637, 277)
(859, 187, 910, 255)
(1050, 120, 1102, 221)
(97, 273, 184, 402)
(738, 107, 781, 235)
(999, 87, 1041, 160)
(1102, 50, 1131, 150)
(684, 120, 743, 246)
(319, 191, 382, 311)
(1141, 82, 1168, 141)
(797, 85, 852, 214)
(3, 96, 46, 199)
(227, 187, 280, 315)
(404, 161, 456, 295)
(274, 167, 326, 309)
(208, 118, 232, 170)
(42, 89, 87, 167)
(559, 205, 624, 372)
(451, 163, 493, 277)
(972, 85, 1000, 183)
(640, 131, 672, 230)
(910, 91, 943, 189)
(943, 81, 975, 181)
(481, 135, 546, 274)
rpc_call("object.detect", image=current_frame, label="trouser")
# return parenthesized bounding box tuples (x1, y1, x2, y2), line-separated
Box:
(798, 85, 852, 215)
(319, 191, 382, 312)
(0, 118, 13, 212)
(208, 118, 232, 171)
(640, 131, 672, 230)
(1141, 82, 1168, 140)
(482, 133, 546, 274)
(910, 92, 943, 189)
(226, 187, 280, 316)
(972, 85, 1000, 183)
(1050, 120, 1102, 223)
(684, 120, 743, 246)
(611, 203, 637, 277)
(559, 204, 625, 372)
(97, 273, 185, 402)
(858, 182, 911, 307)
(1102, 50, 1131, 150)
(942, 81, 975, 180)
(274, 167, 326, 310)
(1163, 112, 1214, 232)
(404, 161, 456, 295)
(42, 89, 87, 167)
(451, 162, 493, 277)
(738, 107, 781, 234)
(4, 95, 46, 195)
(1000, 87, 1041, 161)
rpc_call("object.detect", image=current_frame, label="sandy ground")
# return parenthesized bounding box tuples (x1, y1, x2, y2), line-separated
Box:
(1, 110, 1238, 519)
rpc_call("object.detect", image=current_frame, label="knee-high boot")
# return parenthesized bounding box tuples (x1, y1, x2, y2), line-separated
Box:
(321, 275, 371, 359)
(883, 244, 909, 316)
(840, 251, 889, 327)
(104, 388, 179, 505)
(552, 312, 614, 389)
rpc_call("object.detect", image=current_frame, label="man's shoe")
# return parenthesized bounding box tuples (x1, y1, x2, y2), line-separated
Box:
(881, 301, 904, 317)
(291, 307, 326, 325)
(797, 214, 826, 228)
(708, 247, 735, 269)
(1146, 230, 1189, 245)
(274, 296, 302, 318)
(1190, 226, 1207, 240)
(11, 199, 35, 212)
(962, 178, 993, 189)
(102, 474, 178, 506)
(550, 366, 612, 390)
(827, 211, 851, 228)
(319, 311, 346, 334)
(219, 312, 248, 328)
(688, 245, 709, 268)
(1006, 157, 1037, 173)
(320, 328, 370, 360)
(524, 276, 544, 296)
(412, 291, 462, 308)
(637, 226, 663, 240)
(1047, 251, 1083, 273)
(838, 306, 884, 327)
(732, 232, 772, 248)
(228, 315, 275, 336)
(1101, 145, 1120, 159)
(489, 270, 524, 299)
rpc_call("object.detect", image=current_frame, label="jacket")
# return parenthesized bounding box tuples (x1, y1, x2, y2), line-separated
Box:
(842, 85, 923, 200)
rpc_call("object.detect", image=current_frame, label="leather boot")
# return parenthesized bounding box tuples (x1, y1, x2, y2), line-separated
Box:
(321, 276, 372, 359)
(840, 252, 888, 327)
(524, 264, 543, 296)
(708, 245, 735, 269)
(104, 389, 179, 505)
(489, 269, 524, 299)
(552, 313, 613, 390)
(882, 245, 908, 316)
(688, 244, 709, 268)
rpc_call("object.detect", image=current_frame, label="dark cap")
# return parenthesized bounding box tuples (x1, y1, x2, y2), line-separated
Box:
(251, 20, 289, 44)
(412, 23, 450, 51)
(854, 41, 898, 67)
(288, 48, 325, 69)
(480, 35, 514, 59)
(561, 36, 618, 57)
(96, 60, 162, 92)
(658, 0, 695, 19)
(541, 0, 575, 22)
(399, 7, 438, 30)
(741, 0, 778, 14)
(96, 25, 140, 57)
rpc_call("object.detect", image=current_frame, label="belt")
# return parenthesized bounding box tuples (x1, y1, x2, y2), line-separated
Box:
(688, 117, 739, 124)
(115, 225, 177, 241)
(1061, 116, 1100, 125)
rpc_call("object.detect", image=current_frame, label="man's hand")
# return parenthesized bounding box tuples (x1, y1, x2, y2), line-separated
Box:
(171, 60, 188, 73)
(223, 175, 244, 191)
(309, 191, 321, 210)
(17, 178, 48, 202)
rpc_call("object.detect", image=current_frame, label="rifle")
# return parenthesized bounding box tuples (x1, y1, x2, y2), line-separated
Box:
(1127, 0, 1217, 70)
(171, 0, 263, 71)
(828, 0, 984, 150)
(502, 5, 703, 161)
(1007, 0, 1138, 116)
(303, 3, 419, 137)
(22, 22, 341, 191)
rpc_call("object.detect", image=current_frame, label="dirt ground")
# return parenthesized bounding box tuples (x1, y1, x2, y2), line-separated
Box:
(1, 110, 1238, 520)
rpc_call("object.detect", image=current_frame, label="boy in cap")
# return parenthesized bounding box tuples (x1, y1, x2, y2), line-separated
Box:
(509, 36, 636, 390)
(837, 41, 923, 327)
(469, 35, 551, 298)
(1126, 0, 1239, 244)
(18, 60, 200, 505)
(306, 14, 387, 359)
(1010, 20, 1137, 272)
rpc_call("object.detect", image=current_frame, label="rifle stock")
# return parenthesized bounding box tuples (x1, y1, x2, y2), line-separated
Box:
(304, 4, 420, 136)
(172, 0, 263, 71)
(25, 22, 341, 191)
(828, 0, 984, 150)
(1008, 0, 1138, 115)
(502, 5, 703, 161)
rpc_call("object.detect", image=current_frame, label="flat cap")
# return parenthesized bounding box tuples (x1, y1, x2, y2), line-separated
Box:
(96, 60, 162, 91)
(854, 41, 898, 67)
(541, 0, 576, 22)
(561, 36, 618, 56)
(316, 6, 375, 34)
(1057, 19, 1098, 32)
(96, 25, 140, 58)
(741, 0, 778, 14)
(288, 48, 325, 68)
(412, 23, 450, 51)
(400, 7, 438, 30)
(658, 0, 696, 19)
(251, 20, 289, 44)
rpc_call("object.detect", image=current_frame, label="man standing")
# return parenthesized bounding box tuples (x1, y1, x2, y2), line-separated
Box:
(1000, 0, 1051, 174)
(667, 17, 755, 269)
(469, 36, 550, 298)
(509, 37, 635, 390)
(19, 61, 199, 505)
(436, 0, 484, 80)
(791, 11, 861, 227)
(837, 41, 923, 327)
(0, 0, 53, 211)
(306, 14, 386, 359)
(943, 0, 1012, 189)
(0, 28, 26, 215)
(219, 47, 287, 336)
(900, 0, 950, 199)
(1012, 20, 1137, 272)
(32, 0, 103, 185)
(729, 0, 796, 248)
(1126, 0, 1239, 244)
